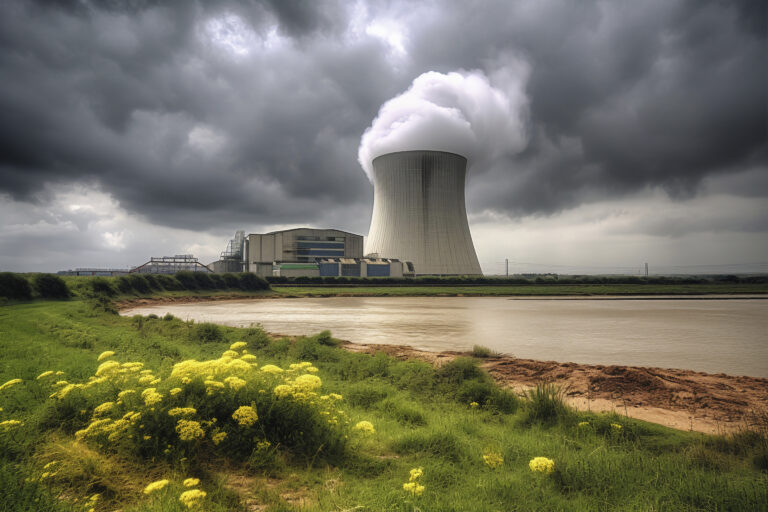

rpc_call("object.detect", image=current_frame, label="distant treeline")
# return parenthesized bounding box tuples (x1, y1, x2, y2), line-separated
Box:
(0, 271, 270, 300)
(266, 274, 768, 286)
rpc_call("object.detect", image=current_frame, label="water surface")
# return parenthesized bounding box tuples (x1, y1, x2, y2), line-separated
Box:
(123, 296, 768, 377)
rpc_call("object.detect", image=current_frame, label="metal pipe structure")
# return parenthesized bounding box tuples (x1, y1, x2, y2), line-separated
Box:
(365, 150, 482, 275)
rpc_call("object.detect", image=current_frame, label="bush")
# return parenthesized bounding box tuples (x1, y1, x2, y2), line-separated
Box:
(456, 380, 519, 413)
(126, 274, 150, 294)
(192, 272, 215, 289)
(156, 274, 182, 291)
(346, 383, 391, 408)
(378, 398, 427, 426)
(242, 325, 270, 349)
(436, 357, 487, 387)
(115, 276, 134, 294)
(32, 274, 70, 299)
(190, 322, 224, 343)
(89, 277, 116, 297)
(0, 272, 32, 300)
(36, 345, 350, 467)
(222, 273, 240, 289)
(238, 273, 269, 291)
(174, 271, 199, 290)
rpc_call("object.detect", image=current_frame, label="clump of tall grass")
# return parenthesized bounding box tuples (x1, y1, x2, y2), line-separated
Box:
(471, 345, 499, 358)
(521, 382, 573, 425)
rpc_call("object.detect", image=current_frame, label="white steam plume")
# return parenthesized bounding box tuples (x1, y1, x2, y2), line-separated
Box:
(358, 66, 529, 180)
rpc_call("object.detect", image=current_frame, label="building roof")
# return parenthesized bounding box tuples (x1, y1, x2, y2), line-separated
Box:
(256, 227, 362, 237)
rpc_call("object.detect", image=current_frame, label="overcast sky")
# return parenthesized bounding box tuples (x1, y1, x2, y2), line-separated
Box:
(0, 0, 765, 275)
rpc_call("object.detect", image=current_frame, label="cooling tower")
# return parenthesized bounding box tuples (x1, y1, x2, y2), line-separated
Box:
(365, 150, 482, 275)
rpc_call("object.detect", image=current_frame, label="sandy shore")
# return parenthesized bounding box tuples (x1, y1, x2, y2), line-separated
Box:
(344, 343, 768, 434)
(117, 295, 768, 434)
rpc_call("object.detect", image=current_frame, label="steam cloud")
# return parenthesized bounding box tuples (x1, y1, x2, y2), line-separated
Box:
(358, 66, 530, 179)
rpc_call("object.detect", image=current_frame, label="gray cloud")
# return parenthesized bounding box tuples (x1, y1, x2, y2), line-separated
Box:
(0, 0, 764, 248)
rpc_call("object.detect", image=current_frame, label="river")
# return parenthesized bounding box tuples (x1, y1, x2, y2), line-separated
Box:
(122, 296, 768, 377)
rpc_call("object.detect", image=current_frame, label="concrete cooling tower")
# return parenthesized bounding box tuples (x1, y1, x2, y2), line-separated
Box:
(365, 150, 482, 275)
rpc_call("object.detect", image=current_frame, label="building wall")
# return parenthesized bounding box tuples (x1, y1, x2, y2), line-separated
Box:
(246, 228, 363, 270)
(366, 150, 482, 276)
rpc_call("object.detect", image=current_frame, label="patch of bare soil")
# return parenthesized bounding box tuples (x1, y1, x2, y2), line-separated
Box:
(115, 294, 277, 309)
(343, 343, 768, 434)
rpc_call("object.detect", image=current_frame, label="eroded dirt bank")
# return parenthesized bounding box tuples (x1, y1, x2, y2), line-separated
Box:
(344, 343, 768, 434)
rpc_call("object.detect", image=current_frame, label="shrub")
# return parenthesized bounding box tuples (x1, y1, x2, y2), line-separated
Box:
(378, 398, 427, 426)
(315, 330, 340, 346)
(32, 274, 70, 299)
(36, 345, 350, 467)
(141, 274, 161, 290)
(209, 274, 226, 289)
(436, 357, 486, 387)
(222, 273, 240, 289)
(115, 276, 134, 294)
(346, 384, 391, 408)
(456, 380, 519, 413)
(126, 274, 150, 294)
(190, 322, 224, 343)
(174, 271, 199, 290)
(242, 325, 270, 349)
(391, 430, 468, 462)
(192, 272, 215, 289)
(156, 274, 182, 291)
(89, 277, 116, 297)
(238, 273, 269, 291)
(163, 313, 175, 321)
(0, 272, 32, 300)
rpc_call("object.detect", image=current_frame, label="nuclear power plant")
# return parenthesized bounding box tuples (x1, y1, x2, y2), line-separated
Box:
(365, 150, 482, 275)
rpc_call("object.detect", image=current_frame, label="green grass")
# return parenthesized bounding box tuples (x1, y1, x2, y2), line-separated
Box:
(1, 299, 766, 511)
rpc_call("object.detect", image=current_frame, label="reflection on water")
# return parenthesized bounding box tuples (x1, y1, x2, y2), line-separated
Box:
(123, 297, 768, 377)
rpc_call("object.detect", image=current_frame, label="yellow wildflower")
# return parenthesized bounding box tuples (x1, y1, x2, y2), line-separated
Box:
(179, 489, 207, 509)
(93, 402, 115, 416)
(97, 351, 115, 362)
(138, 375, 154, 385)
(221, 350, 240, 359)
(183, 477, 200, 487)
(36, 371, 55, 380)
(170, 387, 182, 396)
(0, 419, 23, 430)
(204, 380, 225, 389)
(578, 421, 590, 428)
(273, 385, 292, 398)
(260, 364, 284, 374)
(211, 432, 227, 445)
(232, 405, 258, 427)
(224, 376, 246, 391)
(117, 389, 136, 399)
(181, 377, 192, 384)
(402, 482, 425, 496)
(329, 393, 342, 400)
(529, 457, 555, 474)
(176, 420, 205, 441)
(230, 341, 247, 351)
(143, 479, 170, 494)
(241, 354, 258, 363)
(483, 451, 504, 468)
(0, 379, 22, 392)
(611, 423, 623, 430)
(141, 388, 163, 406)
(293, 374, 322, 391)
(168, 407, 197, 417)
(409, 467, 423, 481)
(469, 401, 479, 408)
(353, 421, 375, 434)
(95, 361, 120, 377)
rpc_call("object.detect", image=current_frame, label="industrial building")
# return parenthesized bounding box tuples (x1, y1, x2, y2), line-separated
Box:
(245, 228, 364, 276)
(132, 255, 211, 274)
(365, 150, 482, 275)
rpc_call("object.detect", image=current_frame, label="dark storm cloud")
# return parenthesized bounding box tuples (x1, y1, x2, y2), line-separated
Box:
(0, 0, 764, 233)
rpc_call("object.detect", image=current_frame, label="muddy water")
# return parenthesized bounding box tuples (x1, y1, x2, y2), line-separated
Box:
(122, 297, 768, 377)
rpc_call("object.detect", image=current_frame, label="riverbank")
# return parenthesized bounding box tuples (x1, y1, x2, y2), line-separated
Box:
(344, 343, 768, 434)
(118, 295, 768, 434)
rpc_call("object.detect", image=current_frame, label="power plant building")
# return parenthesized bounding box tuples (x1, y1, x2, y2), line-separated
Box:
(365, 150, 482, 275)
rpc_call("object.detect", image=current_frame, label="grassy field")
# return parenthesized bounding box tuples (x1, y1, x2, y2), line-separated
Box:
(271, 283, 768, 297)
(1, 297, 766, 511)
